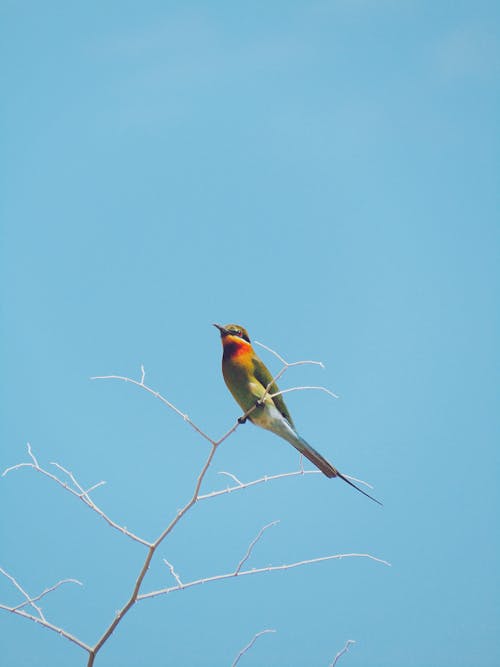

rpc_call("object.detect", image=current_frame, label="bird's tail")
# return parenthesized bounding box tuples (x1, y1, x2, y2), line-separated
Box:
(293, 435, 337, 478)
(294, 435, 382, 506)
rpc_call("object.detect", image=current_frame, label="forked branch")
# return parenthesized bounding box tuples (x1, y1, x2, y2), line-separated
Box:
(0, 569, 89, 653)
(2, 444, 150, 547)
(1, 342, 384, 667)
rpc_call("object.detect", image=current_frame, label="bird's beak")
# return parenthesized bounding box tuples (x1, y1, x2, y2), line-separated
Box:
(213, 323, 227, 335)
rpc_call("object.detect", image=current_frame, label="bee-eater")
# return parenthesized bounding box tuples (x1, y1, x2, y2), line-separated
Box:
(214, 323, 381, 505)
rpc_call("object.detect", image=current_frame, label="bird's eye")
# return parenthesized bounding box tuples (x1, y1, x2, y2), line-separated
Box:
(236, 330, 242, 337)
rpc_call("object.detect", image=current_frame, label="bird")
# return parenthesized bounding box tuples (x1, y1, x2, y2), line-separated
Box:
(214, 323, 381, 505)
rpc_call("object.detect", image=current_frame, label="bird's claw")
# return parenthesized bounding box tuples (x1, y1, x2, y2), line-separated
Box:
(238, 416, 247, 424)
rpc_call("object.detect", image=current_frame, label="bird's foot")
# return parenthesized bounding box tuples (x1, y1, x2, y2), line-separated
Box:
(238, 415, 247, 424)
(256, 398, 265, 408)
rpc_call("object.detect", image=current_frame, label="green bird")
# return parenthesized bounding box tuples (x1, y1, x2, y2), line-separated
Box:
(214, 323, 381, 505)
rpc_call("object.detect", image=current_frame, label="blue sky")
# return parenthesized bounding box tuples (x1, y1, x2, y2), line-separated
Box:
(1, 1, 499, 666)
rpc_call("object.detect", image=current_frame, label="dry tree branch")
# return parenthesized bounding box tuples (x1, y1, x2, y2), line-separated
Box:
(254, 340, 325, 370)
(0, 566, 46, 620)
(2, 444, 150, 547)
(199, 468, 374, 503)
(2, 342, 385, 667)
(139, 552, 390, 601)
(91, 365, 215, 444)
(270, 386, 339, 400)
(0, 568, 90, 653)
(91, 344, 338, 447)
(163, 559, 184, 587)
(0, 604, 92, 653)
(218, 470, 244, 485)
(232, 630, 356, 667)
(86, 441, 219, 667)
(232, 629, 276, 667)
(11, 578, 83, 613)
(253, 340, 339, 401)
(235, 521, 279, 575)
(140, 520, 389, 601)
(330, 639, 356, 666)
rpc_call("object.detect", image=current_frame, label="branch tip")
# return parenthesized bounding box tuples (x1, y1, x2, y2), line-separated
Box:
(232, 629, 276, 667)
(330, 639, 356, 667)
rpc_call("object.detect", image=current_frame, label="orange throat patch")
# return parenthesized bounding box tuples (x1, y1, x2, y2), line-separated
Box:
(222, 335, 253, 361)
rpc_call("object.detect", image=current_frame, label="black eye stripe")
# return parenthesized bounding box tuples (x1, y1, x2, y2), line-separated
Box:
(226, 327, 250, 343)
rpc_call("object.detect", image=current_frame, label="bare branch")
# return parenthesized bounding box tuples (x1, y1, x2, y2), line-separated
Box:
(91, 348, 335, 449)
(218, 471, 244, 485)
(255, 340, 325, 370)
(163, 559, 183, 587)
(269, 385, 339, 400)
(330, 639, 356, 666)
(0, 568, 91, 654)
(343, 474, 374, 489)
(91, 370, 214, 445)
(232, 629, 276, 667)
(88, 442, 219, 665)
(0, 567, 45, 620)
(85, 481, 107, 494)
(50, 461, 90, 496)
(254, 340, 289, 365)
(2, 445, 150, 547)
(3, 342, 381, 666)
(0, 603, 92, 653)
(235, 521, 279, 575)
(27, 442, 39, 465)
(90, 368, 257, 450)
(199, 469, 319, 501)
(139, 552, 391, 600)
(12, 579, 83, 612)
(198, 466, 374, 502)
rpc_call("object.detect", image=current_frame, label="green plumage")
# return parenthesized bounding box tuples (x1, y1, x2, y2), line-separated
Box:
(214, 323, 382, 505)
(250, 356, 295, 427)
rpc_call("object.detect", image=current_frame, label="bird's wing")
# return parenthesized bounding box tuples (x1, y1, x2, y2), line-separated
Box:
(252, 355, 295, 428)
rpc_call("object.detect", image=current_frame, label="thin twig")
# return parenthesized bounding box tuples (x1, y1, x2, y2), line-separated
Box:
(163, 559, 183, 587)
(0, 604, 93, 653)
(218, 471, 243, 485)
(232, 629, 276, 667)
(330, 639, 356, 666)
(85, 481, 107, 494)
(270, 385, 339, 400)
(0, 567, 45, 620)
(255, 340, 325, 370)
(12, 579, 82, 612)
(90, 373, 214, 444)
(198, 467, 374, 502)
(235, 521, 279, 575)
(0, 568, 91, 654)
(139, 553, 391, 600)
(198, 470, 318, 500)
(2, 446, 150, 547)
